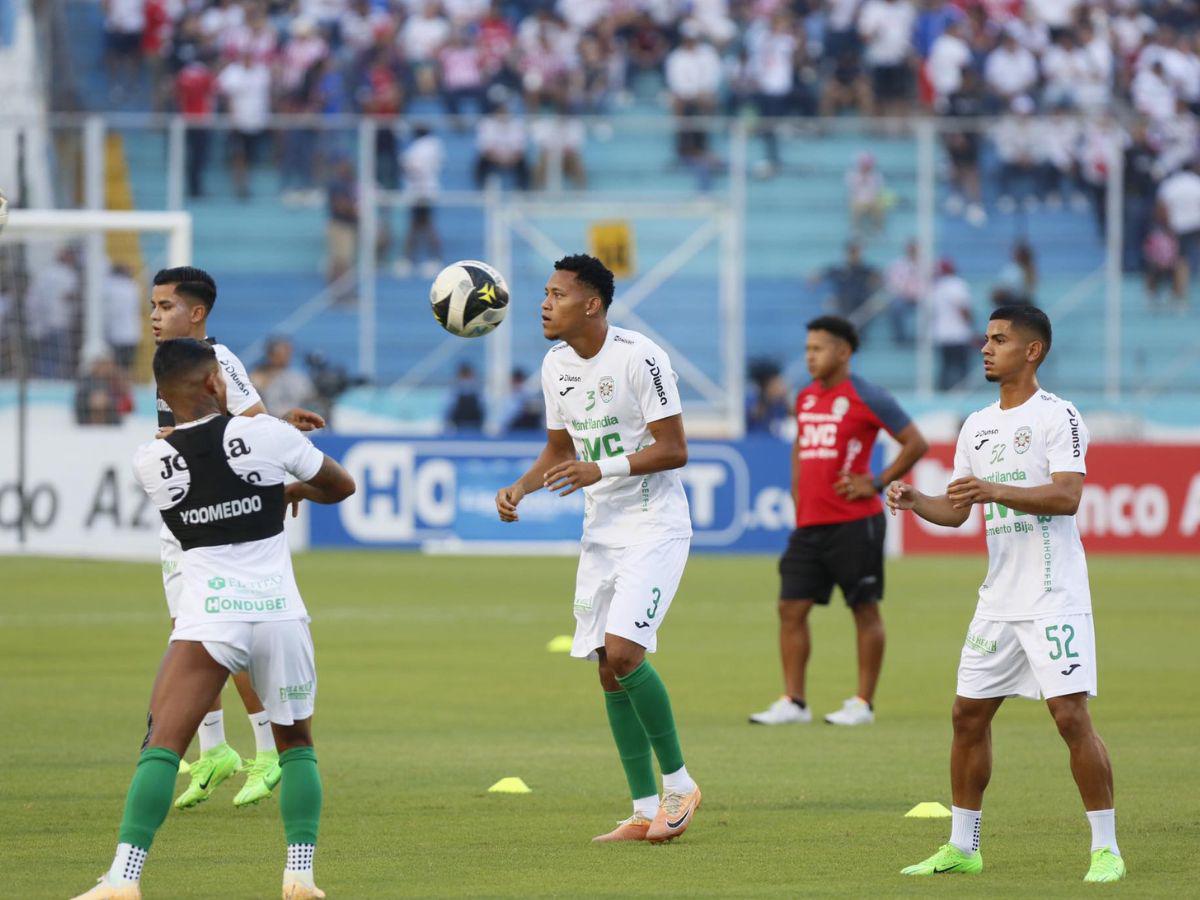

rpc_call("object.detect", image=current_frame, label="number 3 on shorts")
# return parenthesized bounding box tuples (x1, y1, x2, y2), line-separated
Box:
(1045, 623, 1079, 661)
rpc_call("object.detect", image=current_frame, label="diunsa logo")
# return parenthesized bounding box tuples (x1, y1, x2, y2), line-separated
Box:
(1067, 408, 1081, 457)
(644, 358, 668, 406)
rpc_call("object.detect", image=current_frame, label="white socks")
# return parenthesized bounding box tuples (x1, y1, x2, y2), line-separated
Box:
(249, 711, 275, 754)
(950, 806, 982, 854)
(633, 794, 659, 820)
(1087, 809, 1120, 855)
(197, 709, 225, 754)
(285, 843, 316, 887)
(107, 843, 147, 887)
(662, 764, 697, 795)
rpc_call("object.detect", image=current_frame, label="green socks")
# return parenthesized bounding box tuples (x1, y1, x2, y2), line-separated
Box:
(603, 689, 658, 800)
(279, 746, 323, 846)
(117, 747, 181, 849)
(616, 660, 686, 777)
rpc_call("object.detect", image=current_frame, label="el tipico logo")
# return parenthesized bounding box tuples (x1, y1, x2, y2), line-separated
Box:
(280, 680, 314, 700)
(207, 576, 226, 590)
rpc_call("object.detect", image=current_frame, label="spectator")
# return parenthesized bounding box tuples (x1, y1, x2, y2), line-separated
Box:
(26, 246, 80, 378)
(845, 151, 890, 237)
(1027, 0, 1079, 42)
(1143, 209, 1180, 309)
(745, 365, 790, 436)
(929, 259, 974, 391)
(858, 0, 916, 114)
(824, 0, 865, 61)
(326, 158, 358, 300)
(358, 45, 406, 191)
(104, 263, 141, 371)
(1123, 122, 1159, 271)
(405, 0, 452, 95)
(943, 67, 987, 225)
(499, 367, 544, 433)
(820, 47, 874, 116)
(812, 241, 882, 323)
(446, 361, 485, 431)
(217, 49, 272, 199)
(73, 355, 133, 425)
(102, 0, 145, 100)
(251, 336, 317, 415)
(1132, 60, 1176, 122)
(664, 20, 722, 164)
(439, 29, 486, 117)
(984, 28, 1038, 108)
(474, 96, 529, 189)
(1157, 161, 1200, 306)
(884, 240, 921, 345)
(748, 12, 798, 176)
(175, 52, 217, 199)
(340, 0, 394, 58)
(925, 18, 971, 109)
(991, 240, 1038, 307)
(993, 95, 1043, 213)
(397, 125, 445, 278)
(531, 103, 586, 190)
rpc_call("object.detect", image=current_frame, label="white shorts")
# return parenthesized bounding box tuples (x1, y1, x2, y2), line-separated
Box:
(160, 530, 184, 619)
(956, 613, 1097, 701)
(571, 538, 690, 661)
(171, 619, 317, 725)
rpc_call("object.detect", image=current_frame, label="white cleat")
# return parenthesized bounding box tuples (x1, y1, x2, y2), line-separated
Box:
(70, 875, 141, 899)
(749, 696, 812, 725)
(282, 880, 326, 899)
(824, 697, 875, 726)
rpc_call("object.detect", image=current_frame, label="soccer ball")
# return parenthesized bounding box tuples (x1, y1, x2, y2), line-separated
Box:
(429, 259, 510, 338)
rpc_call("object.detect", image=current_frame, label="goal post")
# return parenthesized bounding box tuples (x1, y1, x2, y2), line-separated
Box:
(2, 209, 192, 368)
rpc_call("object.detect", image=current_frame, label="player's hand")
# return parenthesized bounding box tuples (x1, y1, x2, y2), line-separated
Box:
(496, 483, 525, 522)
(947, 476, 997, 509)
(834, 472, 876, 500)
(284, 482, 307, 518)
(543, 460, 601, 497)
(885, 480, 916, 515)
(155, 426, 176, 439)
(282, 408, 326, 432)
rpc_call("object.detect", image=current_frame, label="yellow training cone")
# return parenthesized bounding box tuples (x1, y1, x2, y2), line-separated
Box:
(546, 635, 573, 653)
(488, 777, 532, 794)
(905, 802, 952, 818)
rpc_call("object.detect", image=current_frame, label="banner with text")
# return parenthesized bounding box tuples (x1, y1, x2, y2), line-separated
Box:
(902, 443, 1200, 554)
(308, 434, 818, 552)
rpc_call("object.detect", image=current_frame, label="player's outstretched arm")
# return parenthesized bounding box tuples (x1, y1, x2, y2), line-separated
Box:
(886, 481, 971, 527)
(947, 470, 1083, 517)
(285, 456, 356, 516)
(496, 428, 575, 522)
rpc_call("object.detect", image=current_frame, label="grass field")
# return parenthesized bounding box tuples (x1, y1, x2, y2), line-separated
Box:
(3, 552, 1198, 898)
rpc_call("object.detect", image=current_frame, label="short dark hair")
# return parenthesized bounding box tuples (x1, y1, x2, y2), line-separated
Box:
(153, 266, 217, 313)
(990, 304, 1052, 358)
(153, 337, 218, 388)
(806, 315, 860, 352)
(554, 254, 615, 310)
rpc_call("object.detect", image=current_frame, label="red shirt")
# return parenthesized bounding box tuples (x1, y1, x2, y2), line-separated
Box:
(176, 63, 216, 116)
(794, 374, 910, 528)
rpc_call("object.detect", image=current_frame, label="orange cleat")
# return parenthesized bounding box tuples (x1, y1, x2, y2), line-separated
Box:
(592, 813, 653, 843)
(647, 786, 701, 843)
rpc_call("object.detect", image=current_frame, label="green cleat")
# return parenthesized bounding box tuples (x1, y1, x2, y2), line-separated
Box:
(174, 743, 242, 809)
(233, 750, 282, 807)
(901, 843, 983, 876)
(1084, 848, 1126, 883)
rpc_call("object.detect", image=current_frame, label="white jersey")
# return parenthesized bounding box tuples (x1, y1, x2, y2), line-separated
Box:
(134, 414, 325, 628)
(952, 390, 1091, 621)
(541, 326, 692, 548)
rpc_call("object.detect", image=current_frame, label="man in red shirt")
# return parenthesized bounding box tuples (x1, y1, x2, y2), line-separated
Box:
(175, 58, 216, 198)
(750, 316, 928, 726)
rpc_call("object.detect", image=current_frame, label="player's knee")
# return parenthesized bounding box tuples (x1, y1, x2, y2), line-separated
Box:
(778, 600, 810, 625)
(597, 660, 621, 692)
(951, 699, 989, 736)
(604, 644, 645, 678)
(850, 599, 882, 625)
(1050, 702, 1092, 743)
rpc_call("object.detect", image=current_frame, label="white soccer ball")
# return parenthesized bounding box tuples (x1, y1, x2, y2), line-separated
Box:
(429, 259, 510, 338)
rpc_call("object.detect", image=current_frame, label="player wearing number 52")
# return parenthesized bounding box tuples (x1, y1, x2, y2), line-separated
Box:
(888, 305, 1125, 883)
(495, 254, 701, 846)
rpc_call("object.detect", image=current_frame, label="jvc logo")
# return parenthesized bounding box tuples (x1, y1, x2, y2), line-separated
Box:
(580, 432, 624, 462)
(800, 423, 838, 449)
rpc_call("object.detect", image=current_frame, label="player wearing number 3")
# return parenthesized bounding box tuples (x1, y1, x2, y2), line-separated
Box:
(495, 254, 700, 844)
(888, 306, 1125, 883)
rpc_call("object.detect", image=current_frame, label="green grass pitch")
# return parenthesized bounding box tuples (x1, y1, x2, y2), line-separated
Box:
(3, 552, 1198, 898)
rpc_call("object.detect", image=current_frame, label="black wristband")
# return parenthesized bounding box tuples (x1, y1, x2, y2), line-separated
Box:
(872, 476, 885, 494)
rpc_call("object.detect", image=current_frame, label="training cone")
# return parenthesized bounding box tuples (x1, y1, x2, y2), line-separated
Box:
(546, 635, 573, 653)
(178, 758, 191, 776)
(905, 802, 952, 818)
(488, 777, 532, 794)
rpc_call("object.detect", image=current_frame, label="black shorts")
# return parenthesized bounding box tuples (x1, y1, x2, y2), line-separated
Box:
(871, 64, 910, 102)
(778, 513, 886, 606)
